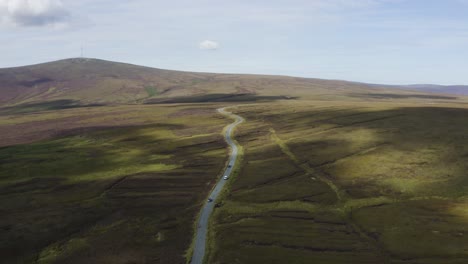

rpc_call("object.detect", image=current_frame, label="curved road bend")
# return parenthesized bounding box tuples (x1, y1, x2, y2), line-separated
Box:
(190, 107, 245, 264)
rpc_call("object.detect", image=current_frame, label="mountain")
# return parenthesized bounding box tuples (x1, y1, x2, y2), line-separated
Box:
(0, 58, 460, 106)
(0, 58, 212, 106)
(403, 84, 468, 95)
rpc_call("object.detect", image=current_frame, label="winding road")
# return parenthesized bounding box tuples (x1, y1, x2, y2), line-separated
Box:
(189, 107, 244, 264)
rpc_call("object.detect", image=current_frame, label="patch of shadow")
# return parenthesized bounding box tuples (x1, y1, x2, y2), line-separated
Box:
(53, 123, 186, 139)
(19, 78, 54, 87)
(145, 93, 297, 104)
(0, 100, 105, 115)
(350, 93, 458, 100)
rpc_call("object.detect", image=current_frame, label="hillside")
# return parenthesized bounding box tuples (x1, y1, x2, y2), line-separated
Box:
(0, 58, 211, 106)
(0, 58, 453, 107)
(2, 58, 468, 264)
(404, 84, 468, 95)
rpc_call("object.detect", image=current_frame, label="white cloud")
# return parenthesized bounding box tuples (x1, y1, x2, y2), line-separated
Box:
(0, 0, 69, 27)
(199, 40, 219, 50)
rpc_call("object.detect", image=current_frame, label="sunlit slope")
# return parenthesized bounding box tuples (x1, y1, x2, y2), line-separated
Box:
(210, 101, 468, 263)
(0, 58, 449, 106)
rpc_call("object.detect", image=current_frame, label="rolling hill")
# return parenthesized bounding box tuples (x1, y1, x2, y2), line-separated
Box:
(0, 58, 210, 106)
(1, 58, 456, 107)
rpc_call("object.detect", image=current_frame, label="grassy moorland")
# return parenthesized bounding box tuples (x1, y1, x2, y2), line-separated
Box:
(2, 59, 468, 264)
(209, 99, 468, 264)
(0, 103, 231, 264)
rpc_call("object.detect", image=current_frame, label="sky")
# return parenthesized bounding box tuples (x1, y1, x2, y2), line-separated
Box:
(1, 0, 468, 85)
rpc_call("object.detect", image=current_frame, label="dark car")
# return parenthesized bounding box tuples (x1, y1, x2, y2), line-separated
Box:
(207, 198, 214, 202)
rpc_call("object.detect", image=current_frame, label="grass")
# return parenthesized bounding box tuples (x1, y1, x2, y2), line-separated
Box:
(208, 100, 468, 264)
(200, 107, 246, 264)
(145, 86, 158, 97)
(4, 99, 468, 264)
(352, 200, 468, 258)
(0, 134, 179, 186)
(4, 58, 468, 264)
(3, 77, 468, 263)
(0, 103, 230, 263)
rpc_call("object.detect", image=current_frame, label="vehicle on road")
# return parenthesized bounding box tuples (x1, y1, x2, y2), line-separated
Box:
(191, 108, 244, 264)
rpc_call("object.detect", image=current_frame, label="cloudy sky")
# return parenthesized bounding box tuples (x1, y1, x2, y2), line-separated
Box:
(1, 0, 468, 84)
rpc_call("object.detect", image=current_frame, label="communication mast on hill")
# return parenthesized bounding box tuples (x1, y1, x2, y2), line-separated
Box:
(80, 46, 84, 58)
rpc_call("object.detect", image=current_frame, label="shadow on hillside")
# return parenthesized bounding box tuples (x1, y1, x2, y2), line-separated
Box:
(51, 123, 187, 140)
(350, 93, 457, 100)
(0, 122, 225, 264)
(145, 93, 297, 104)
(19, 77, 54, 87)
(228, 105, 468, 263)
(0, 100, 105, 115)
(248, 106, 468, 199)
(0, 123, 196, 185)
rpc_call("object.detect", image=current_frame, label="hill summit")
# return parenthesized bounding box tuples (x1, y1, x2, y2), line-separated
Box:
(0, 58, 455, 106)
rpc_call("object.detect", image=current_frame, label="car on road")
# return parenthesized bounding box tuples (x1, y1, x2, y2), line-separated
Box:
(207, 198, 213, 202)
(223, 175, 229, 180)
(228, 164, 232, 168)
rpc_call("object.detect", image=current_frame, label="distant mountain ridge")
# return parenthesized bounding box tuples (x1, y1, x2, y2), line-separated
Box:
(403, 84, 468, 95)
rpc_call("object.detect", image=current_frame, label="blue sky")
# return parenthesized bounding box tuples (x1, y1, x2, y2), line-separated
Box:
(1, 0, 468, 85)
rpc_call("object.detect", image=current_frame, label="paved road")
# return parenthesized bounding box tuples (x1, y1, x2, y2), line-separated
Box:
(190, 107, 244, 264)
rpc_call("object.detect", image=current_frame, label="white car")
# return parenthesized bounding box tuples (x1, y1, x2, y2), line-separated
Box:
(223, 175, 229, 180)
